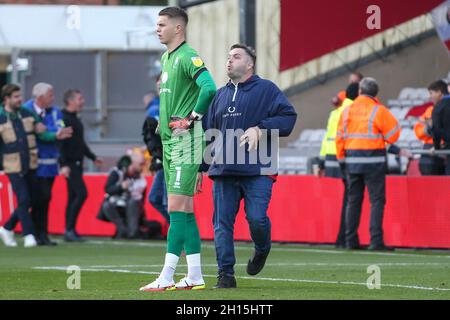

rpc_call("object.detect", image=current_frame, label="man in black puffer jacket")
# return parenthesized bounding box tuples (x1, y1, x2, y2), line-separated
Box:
(142, 82, 169, 224)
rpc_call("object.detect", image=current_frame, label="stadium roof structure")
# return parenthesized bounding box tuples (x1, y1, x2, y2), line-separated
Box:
(0, 4, 165, 52)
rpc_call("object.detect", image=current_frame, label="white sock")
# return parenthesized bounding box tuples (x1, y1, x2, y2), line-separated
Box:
(186, 253, 203, 281)
(160, 253, 179, 282)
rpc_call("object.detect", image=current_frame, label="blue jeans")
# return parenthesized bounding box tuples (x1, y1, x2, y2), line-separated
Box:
(3, 171, 38, 236)
(148, 169, 169, 223)
(213, 176, 273, 276)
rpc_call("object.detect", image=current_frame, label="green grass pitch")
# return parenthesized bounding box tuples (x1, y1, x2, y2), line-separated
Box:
(1, 237, 450, 300)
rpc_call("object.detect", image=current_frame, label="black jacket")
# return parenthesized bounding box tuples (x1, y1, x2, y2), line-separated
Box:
(105, 168, 126, 196)
(432, 96, 450, 149)
(142, 116, 163, 171)
(59, 109, 96, 166)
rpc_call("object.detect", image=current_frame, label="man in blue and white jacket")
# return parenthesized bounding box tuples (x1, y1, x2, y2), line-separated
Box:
(24, 82, 71, 246)
(205, 44, 297, 288)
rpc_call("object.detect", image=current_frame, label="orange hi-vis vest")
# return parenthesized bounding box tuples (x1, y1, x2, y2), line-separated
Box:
(413, 106, 433, 145)
(336, 95, 401, 173)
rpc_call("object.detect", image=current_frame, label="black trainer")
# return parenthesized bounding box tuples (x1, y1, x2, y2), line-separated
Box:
(335, 242, 346, 249)
(64, 230, 84, 242)
(39, 236, 58, 246)
(246, 251, 269, 276)
(213, 271, 237, 289)
(345, 244, 363, 250)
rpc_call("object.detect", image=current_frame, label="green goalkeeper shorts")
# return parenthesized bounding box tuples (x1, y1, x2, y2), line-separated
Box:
(162, 128, 204, 196)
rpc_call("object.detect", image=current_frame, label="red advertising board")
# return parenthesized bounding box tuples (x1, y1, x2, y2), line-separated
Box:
(1, 174, 450, 248)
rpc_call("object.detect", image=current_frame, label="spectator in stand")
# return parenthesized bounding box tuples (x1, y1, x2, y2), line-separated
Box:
(430, 80, 450, 175)
(334, 71, 363, 107)
(348, 72, 364, 85)
(413, 80, 446, 175)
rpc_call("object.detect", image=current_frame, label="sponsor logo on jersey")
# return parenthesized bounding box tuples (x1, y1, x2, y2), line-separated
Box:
(191, 57, 203, 67)
(160, 88, 171, 94)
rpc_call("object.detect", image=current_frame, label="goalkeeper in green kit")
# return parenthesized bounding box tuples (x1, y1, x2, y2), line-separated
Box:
(139, 6, 216, 292)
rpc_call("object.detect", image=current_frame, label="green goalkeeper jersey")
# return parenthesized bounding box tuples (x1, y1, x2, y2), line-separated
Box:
(159, 41, 207, 141)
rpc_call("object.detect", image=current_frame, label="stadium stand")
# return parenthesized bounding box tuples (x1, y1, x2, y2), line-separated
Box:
(387, 87, 430, 109)
(278, 82, 450, 176)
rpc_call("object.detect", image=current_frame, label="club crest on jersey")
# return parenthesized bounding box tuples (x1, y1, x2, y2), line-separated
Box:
(191, 57, 203, 67)
(161, 72, 169, 84)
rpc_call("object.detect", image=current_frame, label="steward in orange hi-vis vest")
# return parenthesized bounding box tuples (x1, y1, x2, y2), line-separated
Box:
(336, 95, 400, 174)
(335, 77, 400, 251)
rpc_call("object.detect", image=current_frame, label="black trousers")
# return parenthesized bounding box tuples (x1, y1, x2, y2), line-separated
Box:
(65, 162, 87, 232)
(446, 155, 450, 176)
(4, 171, 39, 236)
(335, 178, 348, 245)
(31, 176, 55, 240)
(345, 171, 386, 248)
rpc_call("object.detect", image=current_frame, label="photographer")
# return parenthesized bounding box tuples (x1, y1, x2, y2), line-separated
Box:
(98, 152, 148, 239)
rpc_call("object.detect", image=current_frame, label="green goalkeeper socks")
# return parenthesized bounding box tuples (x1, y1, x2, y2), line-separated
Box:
(185, 213, 201, 255)
(166, 212, 201, 256)
(167, 211, 187, 256)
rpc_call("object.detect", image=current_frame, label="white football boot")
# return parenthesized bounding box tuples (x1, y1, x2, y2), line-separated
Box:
(24, 234, 37, 248)
(0, 227, 18, 247)
(169, 276, 206, 291)
(139, 277, 175, 292)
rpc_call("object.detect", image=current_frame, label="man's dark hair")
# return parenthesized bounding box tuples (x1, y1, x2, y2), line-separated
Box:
(230, 43, 257, 68)
(428, 80, 449, 95)
(359, 77, 379, 97)
(159, 6, 188, 25)
(1, 83, 21, 102)
(346, 82, 359, 100)
(63, 89, 81, 106)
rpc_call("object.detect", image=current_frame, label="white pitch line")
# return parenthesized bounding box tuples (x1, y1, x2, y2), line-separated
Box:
(87, 240, 450, 259)
(32, 266, 450, 292)
(87, 240, 342, 254)
(83, 262, 450, 268)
